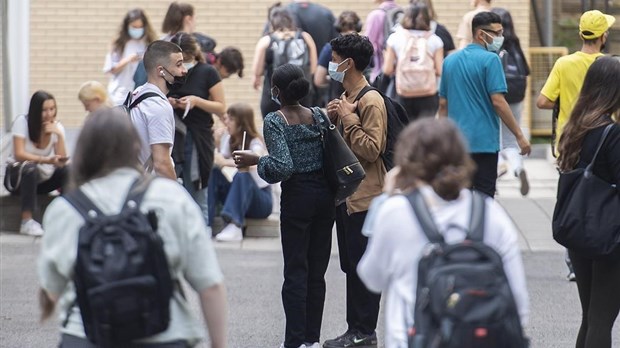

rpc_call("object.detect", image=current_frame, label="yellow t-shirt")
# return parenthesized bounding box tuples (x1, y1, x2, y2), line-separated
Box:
(540, 51, 603, 147)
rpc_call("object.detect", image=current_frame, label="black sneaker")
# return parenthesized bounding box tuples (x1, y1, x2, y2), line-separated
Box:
(323, 330, 377, 348)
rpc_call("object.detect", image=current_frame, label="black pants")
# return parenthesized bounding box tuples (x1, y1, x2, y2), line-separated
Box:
(16, 163, 67, 213)
(280, 171, 336, 348)
(398, 94, 439, 123)
(335, 204, 381, 335)
(470, 152, 499, 198)
(568, 251, 620, 348)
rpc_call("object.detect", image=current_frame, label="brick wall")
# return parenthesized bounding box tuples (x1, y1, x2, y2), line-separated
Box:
(1, 0, 529, 129)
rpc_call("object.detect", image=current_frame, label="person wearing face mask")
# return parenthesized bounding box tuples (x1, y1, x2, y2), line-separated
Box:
(128, 40, 187, 180)
(437, 11, 531, 198)
(103, 8, 156, 105)
(167, 32, 226, 228)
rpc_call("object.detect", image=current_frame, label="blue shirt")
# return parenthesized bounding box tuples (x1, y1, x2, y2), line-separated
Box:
(258, 108, 327, 183)
(439, 44, 507, 153)
(318, 43, 332, 68)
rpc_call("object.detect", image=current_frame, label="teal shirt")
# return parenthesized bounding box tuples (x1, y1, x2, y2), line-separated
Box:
(258, 108, 327, 183)
(439, 44, 507, 153)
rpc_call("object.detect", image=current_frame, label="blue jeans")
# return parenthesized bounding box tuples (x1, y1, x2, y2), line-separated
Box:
(207, 167, 273, 227)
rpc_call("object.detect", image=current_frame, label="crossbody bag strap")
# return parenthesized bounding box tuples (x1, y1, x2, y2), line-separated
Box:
(585, 123, 614, 175)
(405, 189, 444, 244)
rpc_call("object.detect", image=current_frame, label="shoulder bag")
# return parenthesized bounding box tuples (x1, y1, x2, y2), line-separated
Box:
(313, 107, 365, 206)
(552, 124, 620, 260)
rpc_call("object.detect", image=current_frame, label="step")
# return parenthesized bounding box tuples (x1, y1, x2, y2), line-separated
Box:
(211, 214, 280, 238)
(0, 194, 56, 232)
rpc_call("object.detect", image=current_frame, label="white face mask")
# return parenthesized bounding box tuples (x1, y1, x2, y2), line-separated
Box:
(183, 62, 196, 70)
(328, 59, 350, 83)
(128, 27, 144, 40)
(482, 31, 504, 53)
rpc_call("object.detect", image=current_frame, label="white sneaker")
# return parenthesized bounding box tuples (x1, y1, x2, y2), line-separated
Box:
(20, 219, 44, 237)
(278, 343, 305, 348)
(215, 223, 242, 242)
(303, 343, 320, 348)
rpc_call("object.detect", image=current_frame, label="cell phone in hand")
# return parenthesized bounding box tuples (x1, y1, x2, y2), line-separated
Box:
(58, 156, 70, 162)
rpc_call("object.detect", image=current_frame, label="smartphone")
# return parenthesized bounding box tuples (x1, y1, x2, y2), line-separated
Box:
(58, 156, 70, 162)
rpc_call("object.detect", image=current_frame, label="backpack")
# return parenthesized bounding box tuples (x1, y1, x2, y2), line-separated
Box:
(406, 190, 528, 348)
(270, 31, 311, 81)
(121, 91, 163, 113)
(395, 31, 437, 98)
(382, 7, 405, 49)
(500, 49, 528, 104)
(63, 178, 174, 348)
(355, 86, 409, 171)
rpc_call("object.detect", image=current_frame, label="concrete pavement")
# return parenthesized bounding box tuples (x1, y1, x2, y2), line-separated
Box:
(1, 149, 619, 347)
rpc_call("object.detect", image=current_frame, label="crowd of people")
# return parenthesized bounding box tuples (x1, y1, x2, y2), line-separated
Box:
(3, 0, 619, 347)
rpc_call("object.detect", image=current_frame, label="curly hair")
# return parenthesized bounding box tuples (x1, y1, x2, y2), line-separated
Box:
(394, 118, 476, 200)
(330, 33, 374, 71)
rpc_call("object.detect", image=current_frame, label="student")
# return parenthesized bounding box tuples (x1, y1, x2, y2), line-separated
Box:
(358, 118, 529, 347)
(161, 2, 196, 41)
(5, 91, 68, 237)
(234, 64, 335, 348)
(324, 33, 387, 348)
(252, 4, 317, 118)
(492, 7, 530, 196)
(103, 8, 156, 105)
(77, 81, 112, 114)
(438, 11, 530, 198)
(382, 3, 443, 121)
(456, 0, 492, 49)
(556, 56, 620, 348)
(209, 103, 272, 242)
(364, 0, 401, 84)
(129, 40, 187, 180)
(212, 47, 245, 79)
(167, 32, 225, 225)
(38, 107, 228, 348)
(409, 0, 455, 57)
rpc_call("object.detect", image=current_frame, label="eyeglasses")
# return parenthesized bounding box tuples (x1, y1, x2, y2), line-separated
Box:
(481, 28, 504, 37)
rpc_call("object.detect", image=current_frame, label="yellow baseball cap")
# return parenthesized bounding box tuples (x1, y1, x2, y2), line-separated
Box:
(579, 10, 616, 39)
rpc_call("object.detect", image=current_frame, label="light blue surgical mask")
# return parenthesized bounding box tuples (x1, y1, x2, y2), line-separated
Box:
(183, 62, 196, 71)
(271, 87, 281, 106)
(328, 59, 349, 83)
(128, 27, 145, 40)
(483, 31, 504, 53)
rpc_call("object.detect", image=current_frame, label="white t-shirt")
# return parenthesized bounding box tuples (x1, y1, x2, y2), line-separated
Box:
(10, 115, 65, 180)
(129, 83, 175, 168)
(387, 29, 444, 59)
(103, 39, 148, 105)
(219, 132, 270, 189)
(39, 168, 224, 345)
(358, 187, 529, 348)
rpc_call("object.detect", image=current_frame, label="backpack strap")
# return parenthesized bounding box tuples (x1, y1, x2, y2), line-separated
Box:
(128, 92, 164, 110)
(354, 85, 375, 103)
(405, 189, 444, 244)
(466, 190, 486, 242)
(122, 176, 155, 209)
(63, 188, 105, 219)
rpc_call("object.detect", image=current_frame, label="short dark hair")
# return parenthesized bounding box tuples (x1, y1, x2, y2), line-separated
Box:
(27, 90, 56, 143)
(218, 47, 244, 78)
(269, 6, 296, 32)
(271, 64, 310, 102)
(70, 107, 142, 188)
(330, 33, 374, 71)
(143, 40, 182, 73)
(471, 11, 502, 37)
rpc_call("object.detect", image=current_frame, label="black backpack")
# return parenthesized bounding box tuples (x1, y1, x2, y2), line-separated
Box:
(355, 86, 409, 171)
(406, 190, 528, 348)
(499, 48, 528, 104)
(63, 177, 173, 348)
(121, 91, 163, 112)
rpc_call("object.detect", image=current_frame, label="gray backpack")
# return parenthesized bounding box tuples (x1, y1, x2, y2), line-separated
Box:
(269, 31, 311, 80)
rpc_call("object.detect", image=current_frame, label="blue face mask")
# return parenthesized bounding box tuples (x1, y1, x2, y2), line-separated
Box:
(128, 27, 144, 40)
(483, 31, 504, 53)
(271, 87, 281, 106)
(328, 59, 349, 83)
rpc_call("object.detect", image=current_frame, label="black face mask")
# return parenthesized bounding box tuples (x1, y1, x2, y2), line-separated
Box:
(162, 67, 186, 90)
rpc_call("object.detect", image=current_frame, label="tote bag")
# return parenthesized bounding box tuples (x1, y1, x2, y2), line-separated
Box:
(313, 107, 365, 206)
(552, 124, 620, 260)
